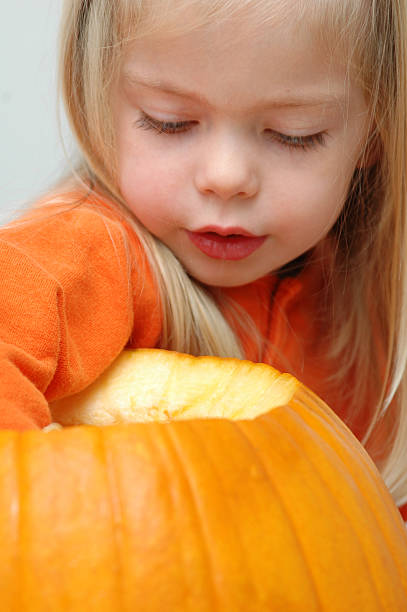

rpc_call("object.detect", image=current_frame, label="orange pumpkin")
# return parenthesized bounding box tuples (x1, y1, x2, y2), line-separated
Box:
(0, 349, 406, 611)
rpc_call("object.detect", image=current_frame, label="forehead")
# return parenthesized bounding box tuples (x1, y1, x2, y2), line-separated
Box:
(118, 0, 366, 85)
(124, 18, 331, 78)
(118, 0, 363, 40)
(119, 3, 364, 116)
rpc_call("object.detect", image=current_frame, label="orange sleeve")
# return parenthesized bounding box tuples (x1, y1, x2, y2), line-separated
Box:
(0, 203, 145, 430)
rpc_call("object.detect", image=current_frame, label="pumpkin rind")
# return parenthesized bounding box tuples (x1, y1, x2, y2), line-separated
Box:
(0, 350, 407, 610)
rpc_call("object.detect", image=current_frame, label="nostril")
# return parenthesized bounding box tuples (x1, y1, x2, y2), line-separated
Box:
(195, 163, 259, 201)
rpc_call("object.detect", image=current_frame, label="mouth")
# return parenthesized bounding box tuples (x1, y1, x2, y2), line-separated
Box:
(186, 228, 267, 260)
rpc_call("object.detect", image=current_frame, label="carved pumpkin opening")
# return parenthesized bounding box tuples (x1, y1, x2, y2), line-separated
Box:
(50, 349, 300, 426)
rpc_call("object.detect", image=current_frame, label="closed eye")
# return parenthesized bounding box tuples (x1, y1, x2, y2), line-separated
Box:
(135, 112, 197, 134)
(265, 130, 327, 151)
(135, 111, 328, 151)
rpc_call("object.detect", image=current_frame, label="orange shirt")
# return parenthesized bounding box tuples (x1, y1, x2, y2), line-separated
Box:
(0, 197, 400, 493)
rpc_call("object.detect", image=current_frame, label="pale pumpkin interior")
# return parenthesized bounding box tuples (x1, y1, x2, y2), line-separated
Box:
(50, 349, 299, 427)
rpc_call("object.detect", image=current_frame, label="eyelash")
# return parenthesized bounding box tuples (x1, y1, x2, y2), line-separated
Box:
(136, 113, 196, 135)
(135, 112, 327, 151)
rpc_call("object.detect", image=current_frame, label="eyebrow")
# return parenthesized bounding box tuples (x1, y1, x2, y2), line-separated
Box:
(123, 71, 346, 111)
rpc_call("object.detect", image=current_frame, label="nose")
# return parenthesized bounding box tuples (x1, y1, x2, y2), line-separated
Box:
(194, 134, 259, 201)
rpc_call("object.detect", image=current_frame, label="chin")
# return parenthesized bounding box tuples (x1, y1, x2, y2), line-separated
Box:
(186, 265, 265, 288)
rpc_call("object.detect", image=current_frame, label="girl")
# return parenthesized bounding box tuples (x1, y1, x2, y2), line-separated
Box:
(1, 0, 406, 519)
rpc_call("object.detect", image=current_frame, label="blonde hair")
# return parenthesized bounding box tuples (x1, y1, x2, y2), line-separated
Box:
(58, 0, 407, 506)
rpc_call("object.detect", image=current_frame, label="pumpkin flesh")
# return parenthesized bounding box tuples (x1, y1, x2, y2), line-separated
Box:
(50, 349, 299, 425)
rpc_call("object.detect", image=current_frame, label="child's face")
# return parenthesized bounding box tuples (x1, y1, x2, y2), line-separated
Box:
(112, 11, 369, 287)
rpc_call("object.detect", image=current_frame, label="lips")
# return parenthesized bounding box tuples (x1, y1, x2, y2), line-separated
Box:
(186, 227, 267, 260)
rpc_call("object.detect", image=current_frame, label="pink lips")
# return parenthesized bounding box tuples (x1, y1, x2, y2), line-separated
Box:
(186, 226, 266, 260)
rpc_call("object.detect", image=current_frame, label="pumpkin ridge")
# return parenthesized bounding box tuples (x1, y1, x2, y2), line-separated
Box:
(160, 421, 226, 611)
(97, 427, 126, 611)
(291, 408, 386, 598)
(290, 391, 405, 527)
(149, 422, 209, 610)
(98, 424, 167, 608)
(290, 390, 387, 487)
(264, 405, 399, 608)
(187, 418, 279, 609)
(287, 395, 407, 588)
(290, 386, 406, 520)
(291, 385, 358, 440)
(0, 432, 19, 609)
(15, 432, 24, 612)
(253, 412, 386, 608)
(236, 417, 324, 610)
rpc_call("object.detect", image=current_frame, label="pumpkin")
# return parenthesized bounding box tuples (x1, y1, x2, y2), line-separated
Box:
(0, 349, 406, 611)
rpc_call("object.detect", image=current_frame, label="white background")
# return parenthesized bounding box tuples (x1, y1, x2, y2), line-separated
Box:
(0, 1, 74, 224)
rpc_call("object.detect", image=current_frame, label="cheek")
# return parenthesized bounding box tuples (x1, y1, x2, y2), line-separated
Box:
(118, 154, 187, 234)
(117, 131, 190, 199)
(267, 164, 352, 240)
